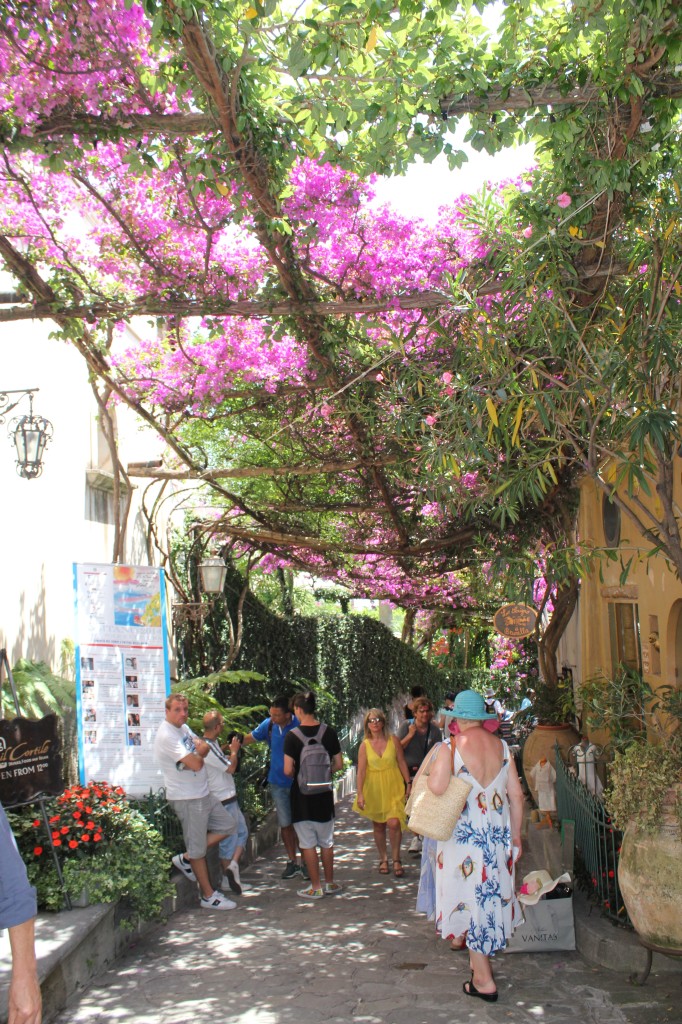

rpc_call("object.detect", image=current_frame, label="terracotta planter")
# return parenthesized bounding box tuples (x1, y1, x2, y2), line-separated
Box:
(522, 723, 580, 806)
(618, 785, 682, 950)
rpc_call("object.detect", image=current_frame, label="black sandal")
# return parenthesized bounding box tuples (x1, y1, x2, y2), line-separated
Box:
(463, 976, 498, 1003)
(378, 860, 390, 874)
(393, 860, 405, 877)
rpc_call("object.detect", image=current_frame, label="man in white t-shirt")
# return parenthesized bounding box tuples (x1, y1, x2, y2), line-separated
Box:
(153, 693, 236, 911)
(202, 710, 250, 895)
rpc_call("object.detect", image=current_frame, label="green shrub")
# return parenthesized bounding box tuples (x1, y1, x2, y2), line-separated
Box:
(9, 781, 173, 919)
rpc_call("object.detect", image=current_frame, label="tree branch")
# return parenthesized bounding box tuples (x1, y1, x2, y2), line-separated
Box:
(211, 521, 476, 556)
(2, 77, 679, 151)
(126, 456, 401, 481)
(0, 258, 629, 322)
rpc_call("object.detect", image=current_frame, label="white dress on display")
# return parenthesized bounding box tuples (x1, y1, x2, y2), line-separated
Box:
(529, 759, 557, 812)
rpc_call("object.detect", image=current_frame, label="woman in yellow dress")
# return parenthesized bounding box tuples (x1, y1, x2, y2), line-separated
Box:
(353, 708, 411, 876)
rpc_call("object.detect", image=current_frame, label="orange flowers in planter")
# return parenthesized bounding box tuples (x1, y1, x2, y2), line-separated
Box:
(31, 781, 125, 858)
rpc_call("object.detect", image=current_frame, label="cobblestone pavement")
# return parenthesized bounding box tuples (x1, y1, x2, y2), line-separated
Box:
(53, 797, 679, 1024)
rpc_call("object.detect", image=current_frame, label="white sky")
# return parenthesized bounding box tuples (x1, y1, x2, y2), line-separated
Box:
(373, 122, 536, 223)
(372, 0, 536, 223)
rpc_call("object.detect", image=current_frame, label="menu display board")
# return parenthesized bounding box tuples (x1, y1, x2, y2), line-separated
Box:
(0, 714, 62, 806)
(74, 564, 170, 796)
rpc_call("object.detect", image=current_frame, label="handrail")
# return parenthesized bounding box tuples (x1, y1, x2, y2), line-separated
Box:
(555, 751, 630, 927)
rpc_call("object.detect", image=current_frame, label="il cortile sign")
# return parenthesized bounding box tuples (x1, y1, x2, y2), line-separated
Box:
(493, 603, 538, 639)
(0, 714, 63, 807)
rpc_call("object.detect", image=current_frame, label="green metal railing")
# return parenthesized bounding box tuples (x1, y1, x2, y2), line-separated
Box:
(131, 789, 185, 854)
(555, 753, 630, 927)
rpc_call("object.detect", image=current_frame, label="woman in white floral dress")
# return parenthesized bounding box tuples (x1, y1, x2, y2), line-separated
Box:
(422, 690, 525, 1002)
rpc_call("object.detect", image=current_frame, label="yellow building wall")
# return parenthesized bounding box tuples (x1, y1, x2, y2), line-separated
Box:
(577, 472, 682, 747)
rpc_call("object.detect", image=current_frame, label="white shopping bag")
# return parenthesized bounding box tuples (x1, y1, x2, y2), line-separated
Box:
(506, 897, 575, 952)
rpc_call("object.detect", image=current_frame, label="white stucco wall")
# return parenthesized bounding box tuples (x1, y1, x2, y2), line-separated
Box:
(1, 317, 170, 672)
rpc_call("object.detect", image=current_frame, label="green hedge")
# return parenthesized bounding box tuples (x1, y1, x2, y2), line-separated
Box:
(176, 568, 447, 725)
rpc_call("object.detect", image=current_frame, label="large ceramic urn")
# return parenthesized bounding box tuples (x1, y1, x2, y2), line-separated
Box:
(522, 723, 580, 807)
(618, 784, 682, 950)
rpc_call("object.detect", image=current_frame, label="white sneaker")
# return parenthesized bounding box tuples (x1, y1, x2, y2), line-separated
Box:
(200, 890, 236, 910)
(172, 853, 196, 880)
(408, 835, 423, 855)
(222, 862, 242, 895)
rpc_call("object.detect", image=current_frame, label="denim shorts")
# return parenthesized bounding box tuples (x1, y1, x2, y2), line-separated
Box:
(294, 818, 334, 850)
(269, 782, 293, 828)
(218, 803, 249, 861)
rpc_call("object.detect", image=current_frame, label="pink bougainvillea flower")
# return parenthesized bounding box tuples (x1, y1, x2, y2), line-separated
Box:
(424, 415, 437, 427)
(441, 371, 453, 384)
(556, 193, 572, 208)
(522, 225, 533, 238)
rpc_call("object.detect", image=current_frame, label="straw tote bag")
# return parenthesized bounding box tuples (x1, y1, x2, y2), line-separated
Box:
(407, 740, 472, 841)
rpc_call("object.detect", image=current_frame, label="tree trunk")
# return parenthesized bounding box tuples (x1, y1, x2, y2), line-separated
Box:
(537, 574, 580, 690)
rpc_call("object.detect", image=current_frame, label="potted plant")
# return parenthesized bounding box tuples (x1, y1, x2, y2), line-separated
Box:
(580, 670, 682, 950)
(9, 781, 173, 920)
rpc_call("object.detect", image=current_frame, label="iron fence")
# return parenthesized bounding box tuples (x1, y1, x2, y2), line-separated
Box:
(131, 788, 185, 854)
(555, 751, 630, 927)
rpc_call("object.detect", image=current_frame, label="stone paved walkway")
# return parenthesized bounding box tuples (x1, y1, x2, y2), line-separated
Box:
(52, 796, 679, 1024)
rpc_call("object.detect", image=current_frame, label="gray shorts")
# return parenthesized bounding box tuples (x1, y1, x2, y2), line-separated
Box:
(171, 794, 234, 860)
(294, 818, 334, 850)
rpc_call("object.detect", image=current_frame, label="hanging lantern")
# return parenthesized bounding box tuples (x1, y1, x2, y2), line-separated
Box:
(198, 555, 228, 594)
(5, 391, 53, 479)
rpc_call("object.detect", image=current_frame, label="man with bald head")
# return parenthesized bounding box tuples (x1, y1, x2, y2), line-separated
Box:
(202, 710, 250, 894)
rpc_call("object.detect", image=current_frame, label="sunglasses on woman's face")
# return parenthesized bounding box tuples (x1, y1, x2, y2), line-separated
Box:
(367, 717, 383, 724)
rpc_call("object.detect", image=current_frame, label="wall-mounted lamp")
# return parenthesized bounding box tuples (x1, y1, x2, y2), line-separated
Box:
(198, 556, 228, 595)
(172, 556, 228, 628)
(1, 389, 53, 479)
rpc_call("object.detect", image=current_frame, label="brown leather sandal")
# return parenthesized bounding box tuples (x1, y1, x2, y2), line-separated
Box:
(378, 860, 390, 874)
(393, 860, 405, 877)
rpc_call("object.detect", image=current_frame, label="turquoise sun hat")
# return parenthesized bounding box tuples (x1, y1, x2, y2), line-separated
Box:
(453, 689, 498, 721)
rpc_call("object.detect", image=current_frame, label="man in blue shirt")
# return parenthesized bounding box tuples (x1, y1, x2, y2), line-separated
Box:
(242, 695, 308, 880)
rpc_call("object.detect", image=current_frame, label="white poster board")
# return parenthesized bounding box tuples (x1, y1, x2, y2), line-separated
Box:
(74, 563, 170, 796)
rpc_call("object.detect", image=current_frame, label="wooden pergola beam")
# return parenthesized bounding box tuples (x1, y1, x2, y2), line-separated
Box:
(126, 456, 402, 480)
